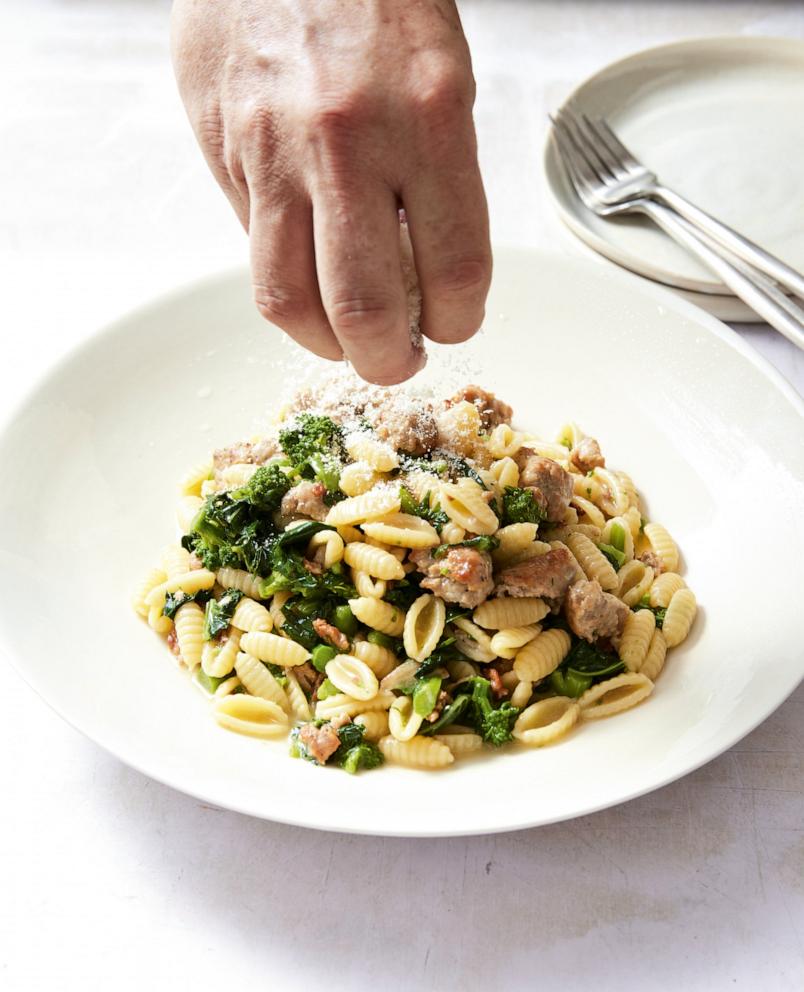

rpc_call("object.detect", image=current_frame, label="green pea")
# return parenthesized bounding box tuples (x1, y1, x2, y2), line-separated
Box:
(311, 644, 337, 673)
(333, 604, 359, 637)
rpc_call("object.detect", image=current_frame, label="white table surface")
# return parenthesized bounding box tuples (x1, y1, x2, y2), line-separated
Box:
(2, 3, 803, 990)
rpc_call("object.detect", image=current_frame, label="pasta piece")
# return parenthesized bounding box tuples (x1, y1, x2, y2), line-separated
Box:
(569, 494, 607, 530)
(618, 609, 656, 672)
(336, 524, 364, 544)
(440, 480, 499, 535)
(452, 617, 496, 663)
(352, 570, 387, 599)
(389, 696, 424, 741)
(230, 597, 273, 633)
(348, 597, 405, 636)
(361, 512, 440, 549)
(339, 461, 383, 498)
(352, 639, 397, 679)
(403, 594, 446, 663)
(513, 628, 571, 682)
(131, 567, 167, 618)
(402, 470, 442, 504)
(344, 432, 399, 471)
(488, 455, 519, 489)
(662, 588, 697, 647)
(650, 572, 686, 608)
(640, 629, 667, 682)
(509, 679, 533, 709)
(446, 658, 478, 685)
(213, 695, 289, 739)
(643, 522, 680, 572)
(590, 467, 630, 517)
(325, 655, 379, 701)
(579, 672, 653, 719)
(145, 568, 217, 612)
(174, 601, 205, 670)
(621, 504, 643, 542)
(162, 544, 191, 579)
(491, 523, 546, 568)
(513, 697, 580, 746)
(556, 422, 584, 450)
(239, 631, 310, 667)
(325, 488, 401, 526)
(354, 710, 390, 742)
(234, 652, 292, 714)
(615, 471, 640, 510)
(618, 560, 654, 608)
(283, 670, 313, 722)
(176, 495, 203, 534)
(473, 597, 549, 630)
(214, 675, 242, 698)
(307, 529, 345, 568)
(566, 532, 618, 591)
(201, 630, 241, 678)
(178, 460, 213, 497)
(487, 424, 525, 459)
(218, 461, 258, 489)
(147, 603, 173, 635)
(267, 589, 292, 629)
(437, 400, 484, 459)
(215, 567, 263, 600)
(379, 735, 454, 769)
(439, 521, 466, 545)
(490, 625, 541, 659)
(434, 731, 483, 756)
(315, 690, 395, 721)
(380, 659, 419, 692)
(344, 542, 405, 581)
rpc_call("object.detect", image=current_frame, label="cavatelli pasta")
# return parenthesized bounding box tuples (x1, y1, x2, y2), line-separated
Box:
(344, 542, 405, 580)
(618, 560, 654, 608)
(379, 735, 454, 769)
(234, 651, 292, 713)
(650, 572, 686, 608)
(213, 695, 289, 738)
(344, 432, 399, 471)
(284, 670, 313, 722)
(618, 609, 656, 672)
(513, 629, 571, 682)
(489, 625, 541, 659)
(325, 655, 379, 701)
(215, 567, 263, 600)
(440, 480, 499, 535)
(566, 532, 619, 591)
(201, 630, 241, 678)
(360, 512, 440, 548)
(643, 522, 680, 572)
(639, 629, 667, 682)
(174, 601, 205, 670)
(307, 529, 345, 568)
(230, 597, 273, 633)
(513, 697, 580, 746)
(162, 544, 191, 579)
(579, 672, 653, 719)
(348, 596, 405, 636)
(473, 596, 549, 630)
(662, 588, 697, 647)
(352, 570, 387, 599)
(452, 617, 496, 663)
(324, 488, 401, 526)
(354, 710, 390, 742)
(403, 594, 446, 663)
(339, 461, 383, 498)
(352, 640, 397, 679)
(239, 631, 310, 667)
(131, 567, 166, 617)
(434, 730, 483, 756)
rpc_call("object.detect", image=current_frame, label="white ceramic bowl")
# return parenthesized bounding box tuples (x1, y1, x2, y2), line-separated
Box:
(1, 249, 802, 836)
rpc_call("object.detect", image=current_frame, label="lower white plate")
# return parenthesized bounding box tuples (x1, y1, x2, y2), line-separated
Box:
(544, 36, 804, 296)
(1, 249, 802, 836)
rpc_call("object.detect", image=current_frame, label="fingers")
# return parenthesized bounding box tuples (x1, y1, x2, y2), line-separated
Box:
(402, 153, 491, 345)
(312, 181, 425, 385)
(247, 187, 343, 362)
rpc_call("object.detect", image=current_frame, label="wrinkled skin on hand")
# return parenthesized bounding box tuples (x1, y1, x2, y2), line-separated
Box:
(171, 0, 491, 384)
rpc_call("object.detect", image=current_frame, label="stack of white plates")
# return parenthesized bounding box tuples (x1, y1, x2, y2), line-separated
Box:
(543, 37, 804, 323)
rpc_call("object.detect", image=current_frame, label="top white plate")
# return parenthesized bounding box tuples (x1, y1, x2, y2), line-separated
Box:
(544, 37, 804, 294)
(1, 249, 803, 836)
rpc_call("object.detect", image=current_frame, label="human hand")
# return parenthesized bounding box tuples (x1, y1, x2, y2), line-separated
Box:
(171, 0, 491, 384)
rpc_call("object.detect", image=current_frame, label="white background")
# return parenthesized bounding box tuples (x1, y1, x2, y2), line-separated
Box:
(2, 2, 803, 990)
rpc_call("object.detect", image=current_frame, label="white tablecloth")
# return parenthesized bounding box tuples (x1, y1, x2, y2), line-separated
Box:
(2, 3, 803, 989)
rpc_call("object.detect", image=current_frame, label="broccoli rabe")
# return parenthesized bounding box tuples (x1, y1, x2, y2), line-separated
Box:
(424, 677, 519, 745)
(598, 542, 626, 569)
(203, 588, 243, 639)
(501, 486, 545, 526)
(399, 485, 449, 532)
(162, 587, 212, 620)
(279, 413, 344, 478)
(229, 463, 291, 512)
(432, 534, 499, 558)
(291, 720, 384, 773)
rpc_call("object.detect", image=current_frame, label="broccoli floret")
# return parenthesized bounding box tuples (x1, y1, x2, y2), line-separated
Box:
(279, 414, 344, 467)
(399, 485, 449, 532)
(501, 486, 545, 526)
(456, 677, 519, 746)
(432, 534, 499, 558)
(333, 722, 384, 773)
(230, 463, 291, 512)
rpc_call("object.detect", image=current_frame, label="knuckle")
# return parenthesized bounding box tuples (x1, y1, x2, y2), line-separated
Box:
(413, 62, 474, 120)
(328, 293, 400, 335)
(431, 252, 491, 298)
(253, 284, 310, 326)
(310, 91, 374, 145)
(195, 103, 226, 156)
(241, 104, 281, 156)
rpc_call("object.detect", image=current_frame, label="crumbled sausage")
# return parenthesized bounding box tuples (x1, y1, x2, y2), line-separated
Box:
(298, 722, 341, 765)
(564, 579, 629, 642)
(487, 667, 508, 700)
(303, 558, 324, 576)
(446, 385, 513, 431)
(312, 618, 350, 652)
(166, 629, 180, 657)
(212, 436, 281, 473)
(294, 662, 324, 699)
(570, 437, 605, 474)
(278, 481, 328, 524)
(638, 551, 666, 576)
(374, 406, 439, 455)
(515, 453, 574, 523)
(425, 690, 452, 722)
(494, 546, 577, 604)
(410, 546, 495, 608)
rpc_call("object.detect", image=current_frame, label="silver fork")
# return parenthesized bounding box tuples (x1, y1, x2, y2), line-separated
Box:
(551, 113, 804, 350)
(559, 106, 804, 301)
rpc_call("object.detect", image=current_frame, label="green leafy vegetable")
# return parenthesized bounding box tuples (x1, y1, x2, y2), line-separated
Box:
(317, 678, 339, 700)
(383, 574, 424, 611)
(203, 588, 244, 640)
(311, 643, 338, 674)
(193, 667, 233, 695)
(420, 694, 470, 735)
(333, 721, 384, 774)
(412, 677, 442, 718)
(229, 463, 292, 512)
(598, 543, 626, 570)
(432, 534, 500, 559)
(162, 587, 212, 620)
(367, 630, 403, 654)
(501, 486, 546, 526)
(399, 485, 449, 532)
(608, 522, 627, 553)
(549, 669, 593, 698)
(562, 639, 624, 681)
(278, 413, 345, 495)
(445, 677, 519, 746)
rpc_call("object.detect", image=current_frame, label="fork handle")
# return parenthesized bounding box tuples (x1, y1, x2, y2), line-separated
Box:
(652, 185, 804, 300)
(639, 200, 804, 350)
